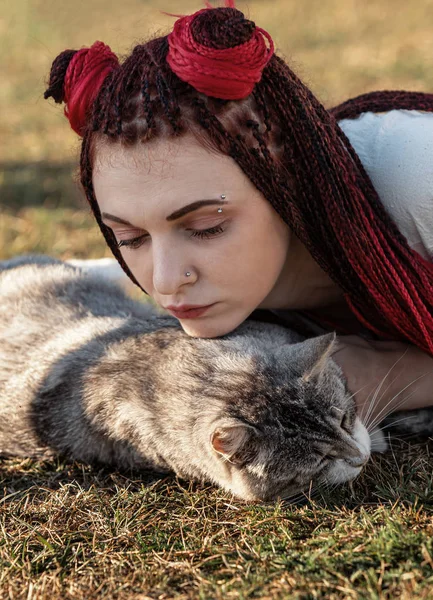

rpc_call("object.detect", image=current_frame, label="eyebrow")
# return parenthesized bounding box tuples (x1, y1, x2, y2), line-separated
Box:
(101, 199, 229, 227)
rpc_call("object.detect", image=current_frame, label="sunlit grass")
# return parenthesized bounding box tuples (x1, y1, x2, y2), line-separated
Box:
(0, 206, 109, 260)
(1, 0, 433, 163)
(2, 439, 433, 599)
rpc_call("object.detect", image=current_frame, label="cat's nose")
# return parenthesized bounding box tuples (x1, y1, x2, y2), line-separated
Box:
(345, 454, 369, 468)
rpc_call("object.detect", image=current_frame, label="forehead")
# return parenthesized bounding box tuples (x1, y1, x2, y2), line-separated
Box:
(91, 134, 260, 221)
(93, 134, 239, 189)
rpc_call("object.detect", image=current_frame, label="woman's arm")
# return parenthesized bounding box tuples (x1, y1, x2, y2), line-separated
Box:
(333, 336, 433, 429)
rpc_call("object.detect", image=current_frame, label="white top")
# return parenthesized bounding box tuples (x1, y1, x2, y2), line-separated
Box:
(339, 110, 433, 260)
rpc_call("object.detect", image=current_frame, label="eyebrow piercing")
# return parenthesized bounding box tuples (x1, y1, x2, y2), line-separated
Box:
(217, 208, 223, 213)
(220, 194, 226, 199)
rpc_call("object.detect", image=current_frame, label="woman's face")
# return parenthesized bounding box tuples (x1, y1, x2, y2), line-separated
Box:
(93, 134, 292, 338)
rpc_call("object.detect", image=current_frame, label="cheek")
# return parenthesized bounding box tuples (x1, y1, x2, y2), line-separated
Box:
(215, 217, 289, 288)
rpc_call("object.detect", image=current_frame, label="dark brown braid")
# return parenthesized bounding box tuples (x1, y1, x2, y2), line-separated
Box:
(44, 7, 433, 353)
(330, 90, 433, 120)
(44, 50, 77, 103)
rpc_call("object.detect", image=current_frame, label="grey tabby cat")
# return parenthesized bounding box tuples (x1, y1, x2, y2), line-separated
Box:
(0, 255, 412, 503)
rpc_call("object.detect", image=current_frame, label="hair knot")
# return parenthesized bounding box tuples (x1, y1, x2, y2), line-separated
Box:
(191, 7, 254, 49)
(167, 7, 274, 100)
(44, 50, 78, 104)
(45, 41, 119, 136)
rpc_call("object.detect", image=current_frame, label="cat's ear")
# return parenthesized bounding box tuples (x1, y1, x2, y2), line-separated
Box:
(211, 420, 260, 466)
(301, 332, 338, 383)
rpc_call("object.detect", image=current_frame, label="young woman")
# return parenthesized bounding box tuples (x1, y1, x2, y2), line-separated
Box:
(44, 2, 433, 423)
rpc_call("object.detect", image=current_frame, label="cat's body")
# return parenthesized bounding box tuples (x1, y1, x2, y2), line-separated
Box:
(0, 256, 425, 501)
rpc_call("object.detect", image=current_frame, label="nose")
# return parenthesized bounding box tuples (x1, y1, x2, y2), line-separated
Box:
(151, 240, 193, 296)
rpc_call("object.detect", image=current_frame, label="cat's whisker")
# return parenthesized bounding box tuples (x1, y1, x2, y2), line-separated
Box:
(363, 371, 403, 432)
(380, 431, 420, 444)
(348, 383, 381, 434)
(346, 382, 372, 413)
(362, 349, 409, 428)
(359, 386, 381, 431)
(381, 432, 418, 442)
(378, 414, 420, 430)
(322, 481, 339, 496)
(369, 427, 385, 437)
(367, 392, 417, 432)
(367, 395, 416, 434)
(346, 384, 369, 403)
(281, 490, 310, 505)
(360, 388, 381, 428)
(373, 371, 402, 413)
(373, 348, 410, 397)
(365, 368, 431, 432)
(367, 387, 420, 433)
(360, 374, 399, 431)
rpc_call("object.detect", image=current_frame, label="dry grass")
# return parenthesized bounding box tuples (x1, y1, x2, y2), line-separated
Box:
(0, 206, 109, 260)
(2, 1, 433, 598)
(2, 439, 433, 599)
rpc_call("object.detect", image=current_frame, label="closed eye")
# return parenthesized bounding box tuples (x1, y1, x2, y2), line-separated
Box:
(117, 233, 148, 249)
(116, 224, 226, 250)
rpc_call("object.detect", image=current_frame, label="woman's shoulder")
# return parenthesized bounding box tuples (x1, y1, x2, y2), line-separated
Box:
(338, 109, 433, 260)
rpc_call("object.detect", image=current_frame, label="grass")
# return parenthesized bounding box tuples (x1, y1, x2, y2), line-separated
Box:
(0, 206, 109, 260)
(2, 440, 433, 599)
(1, 0, 433, 164)
(2, 0, 433, 598)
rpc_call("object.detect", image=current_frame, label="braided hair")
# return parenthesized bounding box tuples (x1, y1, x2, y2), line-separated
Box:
(44, 3, 433, 354)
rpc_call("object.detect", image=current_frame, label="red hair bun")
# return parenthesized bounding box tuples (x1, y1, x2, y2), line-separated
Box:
(44, 41, 119, 135)
(167, 7, 274, 100)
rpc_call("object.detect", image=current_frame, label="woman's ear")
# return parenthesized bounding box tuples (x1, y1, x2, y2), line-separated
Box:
(210, 420, 260, 466)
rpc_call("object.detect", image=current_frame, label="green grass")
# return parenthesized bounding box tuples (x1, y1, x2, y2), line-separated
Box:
(2, 0, 433, 598)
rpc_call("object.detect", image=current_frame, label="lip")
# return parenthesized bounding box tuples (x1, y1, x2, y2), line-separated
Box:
(164, 303, 215, 319)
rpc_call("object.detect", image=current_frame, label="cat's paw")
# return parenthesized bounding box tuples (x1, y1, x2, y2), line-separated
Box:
(369, 426, 388, 453)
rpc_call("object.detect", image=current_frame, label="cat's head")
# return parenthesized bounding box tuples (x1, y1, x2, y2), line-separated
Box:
(192, 325, 371, 502)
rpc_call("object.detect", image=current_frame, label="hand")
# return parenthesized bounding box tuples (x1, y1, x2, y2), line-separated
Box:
(332, 335, 433, 430)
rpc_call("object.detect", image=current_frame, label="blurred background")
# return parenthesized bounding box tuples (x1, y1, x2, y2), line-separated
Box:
(1, 0, 433, 261)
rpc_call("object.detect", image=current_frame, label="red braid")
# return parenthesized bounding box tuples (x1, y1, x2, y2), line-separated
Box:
(328, 90, 433, 353)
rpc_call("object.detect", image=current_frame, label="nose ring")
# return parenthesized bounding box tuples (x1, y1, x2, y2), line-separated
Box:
(185, 271, 191, 277)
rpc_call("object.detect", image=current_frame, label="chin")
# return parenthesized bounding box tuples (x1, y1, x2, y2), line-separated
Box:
(179, 315, 244, 339)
